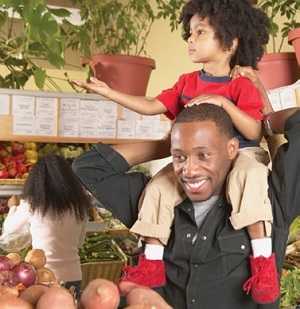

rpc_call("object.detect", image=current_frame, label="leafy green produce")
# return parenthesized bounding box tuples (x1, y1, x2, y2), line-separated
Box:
(288, 216, 300, 244)
(80, 233, 123, 264)
(281, 268, 300, 308)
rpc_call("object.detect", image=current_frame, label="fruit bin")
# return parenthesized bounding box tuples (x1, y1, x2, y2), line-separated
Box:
(80, 234, 127, 289)
(0, 141, 91, 184)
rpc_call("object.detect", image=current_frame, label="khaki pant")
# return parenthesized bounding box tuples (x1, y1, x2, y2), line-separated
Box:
(227, 147, 273, 236)
(130, 163, 185, 245)
(130, 147, 273, 244)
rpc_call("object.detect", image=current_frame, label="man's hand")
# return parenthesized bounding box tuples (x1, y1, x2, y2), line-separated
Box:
(231, 65, 260, 86)
(186, 94, 230, 108)
(72, 77, 111, 97)
(231, 65, 274, 115)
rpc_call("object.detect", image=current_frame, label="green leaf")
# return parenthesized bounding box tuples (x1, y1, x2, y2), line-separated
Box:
(48, 7, 71, 18)
(33, 67, 46, 89)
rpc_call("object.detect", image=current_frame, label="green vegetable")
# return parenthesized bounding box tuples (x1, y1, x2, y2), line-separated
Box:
(280, 268, 300, 308)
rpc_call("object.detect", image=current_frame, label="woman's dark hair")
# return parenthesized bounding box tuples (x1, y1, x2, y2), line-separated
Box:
(180, 0, 270, 68)
(174, 103, 235, 138)
(23, 154, 90, 221)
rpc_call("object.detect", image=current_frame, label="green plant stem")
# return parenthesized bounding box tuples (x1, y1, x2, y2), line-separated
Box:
(7, 12, 15, 40)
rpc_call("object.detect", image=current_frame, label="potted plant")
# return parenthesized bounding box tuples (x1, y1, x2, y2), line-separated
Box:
(64, 0, 185, 96)
(256, 0, 300, 89)
(288, 26, 300, 67)
(0, 0, 72, 90)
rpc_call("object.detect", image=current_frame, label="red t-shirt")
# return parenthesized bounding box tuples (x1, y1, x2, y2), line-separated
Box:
(156, 70, 263, 121)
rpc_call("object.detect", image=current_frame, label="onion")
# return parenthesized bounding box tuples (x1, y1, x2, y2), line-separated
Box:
(0, 270, 14, 287)
(25, 249, 46, 269)
(36, 267, 56, 285)
(6, 253, 22, 267)
(0, 256, 13, 271)
(12, 262, 36, 288)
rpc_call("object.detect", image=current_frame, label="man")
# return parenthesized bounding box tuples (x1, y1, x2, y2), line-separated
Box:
(73, 104, 300, 308)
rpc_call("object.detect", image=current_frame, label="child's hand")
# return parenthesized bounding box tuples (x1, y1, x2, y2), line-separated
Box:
(186, 94, 229, 108)
(72, 77, 111, 97)
(231, 65, 260, 86)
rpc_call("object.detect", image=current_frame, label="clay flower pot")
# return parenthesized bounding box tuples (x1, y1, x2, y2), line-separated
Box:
(288, 28, 300, 67)
(257, 52, 300, 90)
(82, 54, 156, 96)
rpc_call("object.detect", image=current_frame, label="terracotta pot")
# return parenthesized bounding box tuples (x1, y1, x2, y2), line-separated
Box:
(83, 54, 156, 96)
(288, 28, 300, 66)
(257, 52, 300, 90)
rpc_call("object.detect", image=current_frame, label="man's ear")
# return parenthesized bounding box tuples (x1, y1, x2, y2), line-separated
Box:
(227, 137, 239, 160)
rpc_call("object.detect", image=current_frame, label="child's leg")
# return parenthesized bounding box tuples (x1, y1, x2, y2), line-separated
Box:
(227, 148, 279, 304)
(122, 163, 185, 288)
(247, 221, 272, 258)
(121, 236, 166, 288)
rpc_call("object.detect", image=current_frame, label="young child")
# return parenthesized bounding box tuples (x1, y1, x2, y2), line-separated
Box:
(0, 155, 91, 297)
(74, 0, 279, 304)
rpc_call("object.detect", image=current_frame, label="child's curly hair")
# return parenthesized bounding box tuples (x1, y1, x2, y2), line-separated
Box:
(180, 0, 270, 69)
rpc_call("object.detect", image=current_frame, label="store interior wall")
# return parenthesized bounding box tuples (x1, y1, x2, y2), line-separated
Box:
(0, 5, 299, 175)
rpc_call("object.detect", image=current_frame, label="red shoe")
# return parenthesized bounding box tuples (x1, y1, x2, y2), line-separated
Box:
(243, 253, 280, 304)
(120, 255, 166, 288)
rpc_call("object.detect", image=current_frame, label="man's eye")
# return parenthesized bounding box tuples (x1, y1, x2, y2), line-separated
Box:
(197, 29, 204, 35)
(199, 153, 210, 160)
(173, 155, 185, 162)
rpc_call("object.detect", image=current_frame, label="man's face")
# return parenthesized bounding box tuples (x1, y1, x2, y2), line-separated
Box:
(171, 120, 238, 202)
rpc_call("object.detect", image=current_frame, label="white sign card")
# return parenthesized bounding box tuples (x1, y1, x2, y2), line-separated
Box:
(59, 98, 80, 137)
(12, 95, 35, 115)
(117, 120, 136, 138)
(12, 95, 35, 135)
(35, 97, 58, 136)
(13, 115, 35, 135)
(79, 100, 100, 137)
(0, 94, 10, 115)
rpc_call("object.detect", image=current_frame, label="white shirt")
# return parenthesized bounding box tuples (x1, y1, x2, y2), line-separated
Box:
(0, 199, 87, 282)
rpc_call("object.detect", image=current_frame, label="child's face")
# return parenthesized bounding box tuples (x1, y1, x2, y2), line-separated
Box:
(187, 14, 231, 68)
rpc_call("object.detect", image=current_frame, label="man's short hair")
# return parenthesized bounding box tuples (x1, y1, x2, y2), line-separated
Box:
(174, 103, 235, 138)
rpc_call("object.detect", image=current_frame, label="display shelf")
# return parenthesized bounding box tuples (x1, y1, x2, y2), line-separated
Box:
(0, 88, 170, 144)
(0, 184, 23, 197)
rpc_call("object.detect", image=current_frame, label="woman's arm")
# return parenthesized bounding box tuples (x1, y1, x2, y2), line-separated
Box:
(0, 200, 32, 251)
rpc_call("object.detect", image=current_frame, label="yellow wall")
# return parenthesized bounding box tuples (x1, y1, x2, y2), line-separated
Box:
(0, 6, 299, 95)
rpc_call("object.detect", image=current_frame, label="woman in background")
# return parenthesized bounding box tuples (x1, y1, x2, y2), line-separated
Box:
(0, 154, 91, 296)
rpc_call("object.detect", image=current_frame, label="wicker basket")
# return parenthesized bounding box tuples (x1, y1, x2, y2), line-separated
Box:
(80, 239, 127, 289)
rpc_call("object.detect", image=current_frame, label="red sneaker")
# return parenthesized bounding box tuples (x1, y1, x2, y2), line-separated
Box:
(120, 255, 166, 288)
(243, 253, 280, 304)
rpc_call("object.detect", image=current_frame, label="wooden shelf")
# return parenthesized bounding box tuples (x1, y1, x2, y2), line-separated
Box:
(0, 185, 23, 197)
(0, 136, 153, 144)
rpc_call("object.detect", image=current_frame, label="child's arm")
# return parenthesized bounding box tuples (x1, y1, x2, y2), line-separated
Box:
(187, 94, 262, 140)
(73, 77, 167, 115)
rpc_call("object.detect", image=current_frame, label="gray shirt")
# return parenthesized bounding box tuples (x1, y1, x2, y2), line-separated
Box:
(193, 195, 219, 228)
